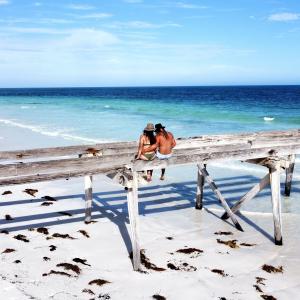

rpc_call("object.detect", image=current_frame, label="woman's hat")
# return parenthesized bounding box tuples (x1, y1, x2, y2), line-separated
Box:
(155, 123, 165, 131)
(144, 123, 155, 131)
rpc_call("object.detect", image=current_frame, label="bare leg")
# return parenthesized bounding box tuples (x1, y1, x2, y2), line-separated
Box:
(160, 168, 165, 180)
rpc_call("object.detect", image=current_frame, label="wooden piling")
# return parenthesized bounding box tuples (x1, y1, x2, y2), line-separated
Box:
(269, 161, 283, 245)
(84, 175, 93, 223)
(127, 171, 141, 271)
(195, 165, 205, 209)
(285, 154, 295, 196)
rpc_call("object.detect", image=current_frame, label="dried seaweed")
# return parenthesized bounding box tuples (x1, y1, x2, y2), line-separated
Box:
(214, 231, 233, 236)
(73, 257, 91, 266)
(256, 277, 266, 286)
(98, 294, 110, 300)
(216, 239, 239, 249)
(129, 250, 166, 272)
(49, 245, 57, 251)
(43, 257, 51, 261)
(253, 284, 264, 293)
(167, 262, 196, 272)
(14, 234, 29, 243)
(152, 295, 166, 300)
(5, 214, 14, 221)
(240, 243, 256, 247)
(23, 188, 38, 197)
(57, 263, 81, 275)
(58, 211, 72, 217)
(41, 202, 53, 206)
(42, 270, 71, 277)
(166, 237, 173, 240)
(52, 233, 75, 239)
(88, 279, 111, 286)
(82, 289, 95, 295)
(37, 227, 49, 235)
(2, 248, 16, 254)
(262, 264, 283, 274)
(2, 190, 12, 195)
(14, 260, 21, 264)
(176, 248, 203, 255)
(261, 295, 277, 300)
(78, 230, 90, 238)
(211, 269, 228, 277)
(0, 230, 9, 234)
(42, 195, 57, 201)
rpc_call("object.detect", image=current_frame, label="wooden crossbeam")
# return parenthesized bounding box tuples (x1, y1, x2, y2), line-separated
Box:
(197, 164, 243, 232)
(221, 173, 270, 220)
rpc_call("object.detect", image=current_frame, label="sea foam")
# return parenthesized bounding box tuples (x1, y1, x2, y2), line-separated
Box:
(0, 118, 110, 144)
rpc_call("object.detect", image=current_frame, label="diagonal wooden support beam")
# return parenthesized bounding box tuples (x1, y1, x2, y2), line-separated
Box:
(221, 173, 270, 220)
(197, 164, 243, 232)
(126, 171, 141, 270)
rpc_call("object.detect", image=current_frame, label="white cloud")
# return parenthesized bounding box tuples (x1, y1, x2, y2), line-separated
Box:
(107, 21, 181, 29)
(3, 27, 69, 34)
(34, 2, 42, 6)
(175, 2, 208, 9)
(80, 13, 113, 19)
(62, 28, 119, 49)
(68, 4, 95, 10)
(0, 0, 9, 5)
(123, 0, 143, 3)
(268, 12, 300, 22)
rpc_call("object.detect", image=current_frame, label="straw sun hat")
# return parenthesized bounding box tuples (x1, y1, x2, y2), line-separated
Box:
(144, 123, 155, 131)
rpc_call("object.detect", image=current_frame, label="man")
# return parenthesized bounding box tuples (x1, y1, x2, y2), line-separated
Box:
(143, 123, 176, 180)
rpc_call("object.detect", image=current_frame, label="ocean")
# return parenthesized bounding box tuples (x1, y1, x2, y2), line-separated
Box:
(0, 85, 299, 144)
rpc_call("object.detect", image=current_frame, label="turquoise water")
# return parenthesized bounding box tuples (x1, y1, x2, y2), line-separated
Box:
(0, 86, 299, 143)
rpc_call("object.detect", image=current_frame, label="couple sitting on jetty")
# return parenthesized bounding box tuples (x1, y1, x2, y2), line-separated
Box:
(136, 123, 176, 182)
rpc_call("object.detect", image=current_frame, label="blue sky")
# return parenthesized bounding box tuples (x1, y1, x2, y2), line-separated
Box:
(0, 0, 299, 87)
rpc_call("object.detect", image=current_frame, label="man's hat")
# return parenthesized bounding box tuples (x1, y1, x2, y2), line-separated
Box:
(144, 123, 155, 131)
(155, 123, 165, 131)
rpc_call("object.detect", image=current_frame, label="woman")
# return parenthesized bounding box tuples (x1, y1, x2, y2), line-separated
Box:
(136, 123, 156, 181)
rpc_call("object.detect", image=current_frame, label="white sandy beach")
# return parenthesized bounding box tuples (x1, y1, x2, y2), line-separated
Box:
(1, 124, 300, 300)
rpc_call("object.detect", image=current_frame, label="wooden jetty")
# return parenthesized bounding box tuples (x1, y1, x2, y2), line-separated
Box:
(0, 129, 299, 271)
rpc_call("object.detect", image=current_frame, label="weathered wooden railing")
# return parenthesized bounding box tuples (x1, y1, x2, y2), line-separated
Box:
(0, 129, 299, 270)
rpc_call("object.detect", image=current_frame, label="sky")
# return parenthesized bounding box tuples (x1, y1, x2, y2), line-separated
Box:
(0, 0, 299, 87)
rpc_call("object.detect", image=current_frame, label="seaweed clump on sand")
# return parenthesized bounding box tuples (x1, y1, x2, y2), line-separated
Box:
(58, 211, 72, 217)
(42, 195, 57, 202)
(23, 188, 38, 197)
(42, 270, 71, 277)
(41, 202, 53, 206)
(0, 230, 9, 234)
(73, 257, 91, 266)
(14, 234, 29, 243)
(167, 262, 197, 272)
(51, 233, 75, 240)
(176, 248, 203, 257)
(152, 294, 166, 300)
(240, 242, 256, 247)
(56, 263, 81, 275)
(82, 289, 94, 295)
(129, 250, 166, 272)
(211, 269, 228, 277)
(261, 264, 283, 274)
(2, 191, 12, 195)
(78, 230, 90, 238)
(2, 248, 16, 254)
(89, 279, 111, 287)
(214, 231, 233, 236)
(261, 295, 277, 300)
(5, 214, 14, 221)
(216, 239, 239, 249)
(253, 284, 264, 293)
(49, 245, 57, 251)
(256, 277, 266, 285)
(37, 227, 49, 235)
